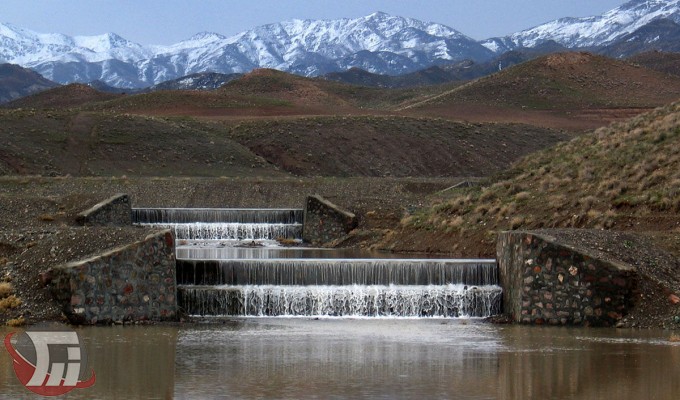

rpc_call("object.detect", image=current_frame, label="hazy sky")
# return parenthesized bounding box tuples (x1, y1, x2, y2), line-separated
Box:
(2, 0, 627, 44)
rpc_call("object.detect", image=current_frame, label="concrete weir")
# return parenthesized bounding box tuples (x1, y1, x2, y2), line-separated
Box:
(53, 199, 503, 322)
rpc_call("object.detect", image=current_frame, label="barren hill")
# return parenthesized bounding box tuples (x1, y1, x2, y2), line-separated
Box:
(406, 52, 680, 111)
(78, 69, 362, 116)
(219, 69, 352, 108)
(5, 83, 120, 109)
(0, 63, 58, 104)
(0, 108, 569, 179)
(66, 69, 436, 117)
(0, 110, 278, 177)
(217, 69, 437, 112)
(224, 116, 568, 177)
(628, 50, 680, 77)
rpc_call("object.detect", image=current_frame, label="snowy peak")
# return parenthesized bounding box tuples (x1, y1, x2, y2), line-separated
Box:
(0, 12, 494, 88)
(483, 0, 680, 52)
(232, 12, 480, 61)
(0, 22, 150, 64)
(73, 33, 139, 51)
(189, 32, 227, 41)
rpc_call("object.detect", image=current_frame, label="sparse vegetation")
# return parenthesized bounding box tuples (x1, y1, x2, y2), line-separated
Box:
(6, 316, 25, 327)
(0, 282, 13, 298)
(392, 100, 680, 256)
(0, 294, 21, 312)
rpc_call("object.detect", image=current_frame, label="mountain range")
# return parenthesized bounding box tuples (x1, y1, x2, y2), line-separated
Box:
(1, 0, 680, 88)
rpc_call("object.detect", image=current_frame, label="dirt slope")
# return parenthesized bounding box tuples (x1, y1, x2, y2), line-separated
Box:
(0, 109, 279, 177)
(405, 52, 680, 111)
(628, 50, 680, 77)
(225, 115, 570, 177)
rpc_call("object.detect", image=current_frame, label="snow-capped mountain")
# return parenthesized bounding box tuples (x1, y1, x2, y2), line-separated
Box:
(0, 22, 151, 64)
(2, 2, 680, 89)
(482, 0, 680, 53)
(0, 12, 492, 88)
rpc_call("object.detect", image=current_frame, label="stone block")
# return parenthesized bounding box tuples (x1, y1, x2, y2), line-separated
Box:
(497, 230, 637, 327)
(302, 195, 358, 245)
(47, 229, 177, 324)
(76, 193, 132, 226)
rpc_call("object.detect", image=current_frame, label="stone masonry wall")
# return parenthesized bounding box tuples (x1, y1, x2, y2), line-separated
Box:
(76, 193, 132, 226)
(48, 230, 177, 324)
(498, 230, 638, 327)
(302, 195, 358, 245)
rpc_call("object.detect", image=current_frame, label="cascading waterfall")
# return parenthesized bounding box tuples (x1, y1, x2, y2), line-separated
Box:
(180, 285, 502, 317)
(175, 246, 345, 260)
(139, 207, 502, 318)
(132, 208, 304, 241)
(176, 258, 502, 318)
(170, 222, 301, 240)
(132, 208, 304, 224)
(175, 259, 498, 286)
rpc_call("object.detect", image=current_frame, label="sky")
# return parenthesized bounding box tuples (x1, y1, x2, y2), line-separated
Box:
(1, 0, 628, 45)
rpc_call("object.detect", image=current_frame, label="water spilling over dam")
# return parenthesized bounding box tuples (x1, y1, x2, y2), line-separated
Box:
(175, 259, 498, 286)
(133, 208, 304, 241)
(133, 207, 502, 318)
(180, 284, 501, 317)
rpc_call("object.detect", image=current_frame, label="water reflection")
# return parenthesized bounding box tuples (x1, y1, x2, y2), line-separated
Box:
(174, 319, 502, 399)
(496, 326, 680, 400)
(1, 322, 679, 399)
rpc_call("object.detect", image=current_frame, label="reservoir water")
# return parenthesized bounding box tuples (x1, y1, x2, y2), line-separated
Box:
(2, 322, 679, 399)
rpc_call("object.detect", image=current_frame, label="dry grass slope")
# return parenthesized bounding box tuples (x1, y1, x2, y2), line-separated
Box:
(396, 101, 680, 256)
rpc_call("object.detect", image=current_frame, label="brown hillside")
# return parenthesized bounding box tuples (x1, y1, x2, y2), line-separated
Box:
(219, 69, 353, 109)
(85, 70, 376, 116)
(0, 109, 279, 177)
(0, 107, 570, 179)
(628, 50, 680, 77)
(86, 88, 298, 116)
(405, 52, 680, 111)
(216, 69, 439, 112)
(0, 63, 59, 104)
(225, 115, 569, 177)
(82, 69, 441, 117)
(6, 83, 120, 109)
